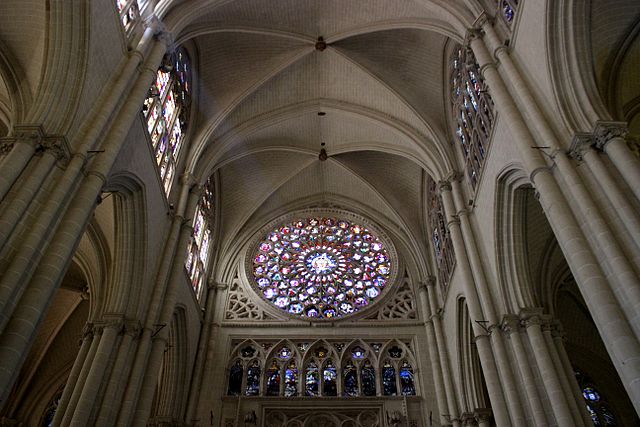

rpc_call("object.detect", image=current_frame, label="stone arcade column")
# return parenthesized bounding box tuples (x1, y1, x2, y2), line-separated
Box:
(439, 183, 511, 426)
(0, 127, 41, 201)
(0, 24, 170, 406)
(417, 281, 450, 427)
(474, 409, 492, 427)
(469, 29, 640, 413)
(569, 134, 640, 254)
(424, 280, 462, 427)
(594, 122, 640, 204)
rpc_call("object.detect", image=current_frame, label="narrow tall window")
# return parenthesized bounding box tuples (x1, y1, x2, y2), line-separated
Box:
(305, 362, 320, 396)
(227, 360, 243, 396)
(185, 178, 214, 298)
(498, 0, 519, 26)
(142, 48, 192, 196)
(450, 45, 494, 190)
(115, 0, 143, 34)
(399, 360, 416, 396)
(427, 176, 455, 293)
(575, 370, 618, 426)
(322, 360, 338, 396)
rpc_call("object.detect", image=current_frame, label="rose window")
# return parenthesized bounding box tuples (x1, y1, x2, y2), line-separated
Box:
(251, 217, 393, 319)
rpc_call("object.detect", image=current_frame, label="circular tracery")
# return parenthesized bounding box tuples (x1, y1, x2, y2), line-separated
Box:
(251, 216, 393, 319)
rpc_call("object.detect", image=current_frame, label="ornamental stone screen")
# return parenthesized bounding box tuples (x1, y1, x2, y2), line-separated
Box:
(248, 215, 397, 320)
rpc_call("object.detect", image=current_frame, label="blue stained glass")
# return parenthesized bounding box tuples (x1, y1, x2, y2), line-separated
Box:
(323, 360, 337, 396)
(227, 360, 243, 396)
(361, 360, 376, 396)
(266, 361, 281, 396)
(351, 346, 366, 359)
(382, 361, 397, 396)
(400, 361, 416, 396)
(285, 361, 298, 397)
(344, 361, 358, 396)
(245, 361, 261, 396)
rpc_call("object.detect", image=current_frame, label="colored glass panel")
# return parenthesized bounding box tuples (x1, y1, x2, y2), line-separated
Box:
(305, 363, 319, 396)
(382, 361, 397, 396)
(361, 360, 376, 396)
(245, 361, 261, 396)
(227, 360, 243, 396)
(284, 360, 298, 397)
(266, 360, 281, 396)
(323, 360, 337, 396)
(400, 360, 416, 396)
(252, 217, 393, 319)
(344, 361, 358, 396)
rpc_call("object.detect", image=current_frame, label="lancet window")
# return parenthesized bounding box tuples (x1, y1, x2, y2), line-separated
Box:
(450, 45, 494, 190)
(115, 0, 143, 35)
(185, 178, 214, 299)
(226, 340, 417, 398)
(498, 0, 519, 26)
(575, 370, 617, 426)
(142, 48, 191, 196)
(427, 176, 455, 293)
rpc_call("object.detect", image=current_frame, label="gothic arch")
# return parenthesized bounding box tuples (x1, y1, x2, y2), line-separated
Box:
(494, 166, 538, 313)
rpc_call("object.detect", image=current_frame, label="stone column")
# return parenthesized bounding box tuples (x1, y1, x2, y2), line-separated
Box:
(541, 318, 585, 426)
(439, 183, 511, 426)
(450, 178, 526, 424)
(69, 321, 120, 427)
(474, 409, 492, 427)
(0, 127, 41, 202)
(185, 282, 221, 423)
(523, 315, 573, 427)
(570, 134, 640, 255)
(417, 280, 450, 427)
(469, 30, 640, 413)
(460, 412, 477, 427)
(551, 323, 593, 426)
(94, 321, 141, 427)
(51, 323, 94, 427)
(594, 122, 640, 203)
(501, 316, 547, 426)
(425, 282, 461, 427)
(0, 35, 169, 405)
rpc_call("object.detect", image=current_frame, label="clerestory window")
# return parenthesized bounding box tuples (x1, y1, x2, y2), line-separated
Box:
(427, 176, 455, 294)
(185, 177, 214, 299)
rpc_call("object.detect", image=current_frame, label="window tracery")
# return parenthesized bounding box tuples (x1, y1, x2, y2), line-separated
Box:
(250, 216, 394, 320)
(185, 178, 214, 299)
(450, 45, 495, 190)
(226, 339, 417, 398)
(427, 176, 455, 293)
(142, 48, 192, 196)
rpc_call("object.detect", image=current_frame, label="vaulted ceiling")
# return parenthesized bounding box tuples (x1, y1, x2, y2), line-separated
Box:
(157, 0, 476, 270)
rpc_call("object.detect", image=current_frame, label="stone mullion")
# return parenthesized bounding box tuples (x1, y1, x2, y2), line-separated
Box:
(418, 281, 451, 426)
(469, 28, 640, 413)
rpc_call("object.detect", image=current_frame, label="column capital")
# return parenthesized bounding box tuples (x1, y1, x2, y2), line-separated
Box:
(123, 320, 142, 337)
(209, 280, 228, 291)
(82, 322, 95, 340)
(438, 180, 452, 192)
(181, 171, 198, 187)
(460, 412, 476, 426)
(145, 15, 174, 48)
(568, 133, 595, 161)
(474, 408, 492, 423)
(500, 314, 520, 335)
(594, 121, 628, 151)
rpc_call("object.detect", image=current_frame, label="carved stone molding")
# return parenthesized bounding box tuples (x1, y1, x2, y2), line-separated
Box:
(474, 408, 492, 423)
(594, 121, 628, 151)
(500, 315, 520, 336)
(41, 136, 71, 163)
(568, 133, 594, 162)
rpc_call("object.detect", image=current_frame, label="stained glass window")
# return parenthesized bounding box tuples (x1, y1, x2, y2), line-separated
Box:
(450, 45, 494, 190)
(227, 360, 243, 396)
(284, 360, 298, 397)
(305, 362, 320, 396)
(498, 0, 519, 25)
(344, 360, 359, 396)
(361, 360, 376, 396)
(251, 217, 393, 319)
(185, 178, 214, 298)
(40, 388, 63, 427)
(323, 360, 338, 396)
(245, 360, 261, 396)
(382, 360, 397, 396)
(266, 360, 281, 396)
(115, 0, 143, 34)
(142, 48, 191, 196)
(427, 176, 455, 293)
(278, 346, 292, 359)
(388, 346, 403, 359)
(351, 346, 366, 359)
(575, 370, 617, 426)
(400, 360, 416, 396)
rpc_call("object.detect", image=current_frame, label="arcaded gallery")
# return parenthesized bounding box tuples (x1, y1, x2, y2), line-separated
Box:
(0, 1, 639, 426)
